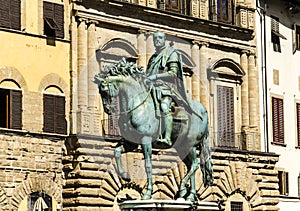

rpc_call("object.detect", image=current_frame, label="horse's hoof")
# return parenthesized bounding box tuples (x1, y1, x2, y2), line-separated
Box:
(120, 172, 130, 181)
(141, 194, 151, 200)
(142, 190, 152, 200)
(186, 194, 195, 202)
(179, 188, 187, 198)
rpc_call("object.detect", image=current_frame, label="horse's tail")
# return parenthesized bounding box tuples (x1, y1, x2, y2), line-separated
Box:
(199, 126, 214, 187)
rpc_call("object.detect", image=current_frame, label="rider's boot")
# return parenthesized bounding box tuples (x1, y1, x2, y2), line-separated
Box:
(158, 113, 173, 146)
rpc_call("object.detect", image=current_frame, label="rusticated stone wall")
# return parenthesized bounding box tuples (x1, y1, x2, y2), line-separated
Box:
(0, 130, 65, 210)
(63, 137, 279, 211)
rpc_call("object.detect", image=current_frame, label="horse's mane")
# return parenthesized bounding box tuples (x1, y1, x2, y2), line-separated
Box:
(97, 58, 146, 80)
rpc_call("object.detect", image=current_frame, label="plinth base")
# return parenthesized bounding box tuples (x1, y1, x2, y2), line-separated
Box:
(119, 199, 219, 211)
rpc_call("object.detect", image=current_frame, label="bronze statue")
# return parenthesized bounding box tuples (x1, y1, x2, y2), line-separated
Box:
(146, 31, 191, 147)
(94, 42, 213, 201)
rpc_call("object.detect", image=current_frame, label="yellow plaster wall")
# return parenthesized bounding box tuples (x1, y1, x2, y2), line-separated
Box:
(0, 31, 69, 92)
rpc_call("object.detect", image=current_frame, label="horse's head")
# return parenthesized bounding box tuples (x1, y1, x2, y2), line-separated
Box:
(94, 58, 145, 114)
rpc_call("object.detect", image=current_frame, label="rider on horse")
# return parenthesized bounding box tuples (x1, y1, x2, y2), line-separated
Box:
(146, 31, 192, 147)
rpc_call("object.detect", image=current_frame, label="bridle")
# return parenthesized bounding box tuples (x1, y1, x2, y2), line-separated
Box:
(103, 77, 154, 115)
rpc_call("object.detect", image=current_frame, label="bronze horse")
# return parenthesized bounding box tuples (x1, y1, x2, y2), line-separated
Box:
(94, 59, 213, 202)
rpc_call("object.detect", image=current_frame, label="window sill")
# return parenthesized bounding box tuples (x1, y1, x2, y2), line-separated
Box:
(0, 127, 68, 139)
(271, 142, 286, 147)
(0, 27, 70, 43)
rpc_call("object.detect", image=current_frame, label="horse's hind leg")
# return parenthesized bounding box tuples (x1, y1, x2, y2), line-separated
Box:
(114, 144, 134, 181)
(179, 147, 199, 201)
(141, 136, 153, 200)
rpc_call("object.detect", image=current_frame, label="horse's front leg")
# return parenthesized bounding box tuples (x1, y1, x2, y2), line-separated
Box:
(114, 145, 130, 181)
(141, 136, 153, 200)
(186, 147, 199, 202)
(179, 147, 199, 202)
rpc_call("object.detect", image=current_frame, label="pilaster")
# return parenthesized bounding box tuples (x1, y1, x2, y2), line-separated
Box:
(137, 30, 147, 69)
(240, 50, 249, 128)
(77, 18, 88, 110)
(191, 41, 200, 102)
(248, 51, 256, 127)
(199, 42, 209, 111)
(87, 21, 99, 111)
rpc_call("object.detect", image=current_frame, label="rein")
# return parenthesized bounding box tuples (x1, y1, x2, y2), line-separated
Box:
(119, 82, 153, 115)
(107, 78, 153, 115)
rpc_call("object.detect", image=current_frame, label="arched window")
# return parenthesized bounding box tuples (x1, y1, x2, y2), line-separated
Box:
(97, 38, 138, 136)
(43, 86, 66, 134)
(0, 80, 22, 130)
(27, 192, 52, 211)
(209, 59, 244, 148)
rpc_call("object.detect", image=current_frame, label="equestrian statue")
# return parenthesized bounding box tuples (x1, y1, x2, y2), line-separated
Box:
(93, 32, 213, 202)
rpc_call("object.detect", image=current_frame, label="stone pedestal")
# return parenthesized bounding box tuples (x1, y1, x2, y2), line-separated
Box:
(119, 200, 219, 211)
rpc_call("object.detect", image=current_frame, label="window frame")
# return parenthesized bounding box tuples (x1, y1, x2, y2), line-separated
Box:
(230, 201, 243, 211)
(0, 0, 21, 30)
(43, 93, 67, 134)
(271, 97, 285, 144)
(27, 192, 52, 211)
(216, 85, 235, 148)
(270, 16, 286, 53)
(297, 103, 300, 147)
(0, 87, 22, 130)
(43, 1, 64, 38)
(278, 170, 289, 196)
(217, 0, 233, 24)
(293, 24, 300, 53)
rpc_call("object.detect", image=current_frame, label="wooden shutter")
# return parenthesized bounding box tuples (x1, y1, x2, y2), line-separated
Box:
(55, 95, 66, 134)
(44, 94, 55, 133)
(217, 85, 234, 147)
(272, 97, 284, 143)
(0, 1, 10, 28)
(11, 90, 22, 130)
(297, 103, 300, 147)
(10, 0, 21, 30)
(285, 172, 289, 195)
(54, 4, 64, 38)
(0, 0, 20, 30)
(43, 1, 64, 38)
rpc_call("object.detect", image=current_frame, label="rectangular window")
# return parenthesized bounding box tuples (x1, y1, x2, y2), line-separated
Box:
(217, 0, 232, 24)
(217, 85, 234, 147)
(0, 88, 22, 130)
(231, 201, 243, 211)
(278, 170, 289, 195)
(271, 16, 286, 52)
(272, 97, 284, 144)
(0, 0, 21, 30)
(293, 24, 300, 53)
(297, 103, 300, 147)
(165, 0, 181, 13)
(298, 173, 300, 197)
(43, 1, 64, 38)
(43, 94, 66, 134)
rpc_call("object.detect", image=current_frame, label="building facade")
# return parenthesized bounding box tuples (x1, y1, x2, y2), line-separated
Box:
(0, 0, 70, 210)
(63, 0, 280, 210)
(257, 0, 300, 210)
